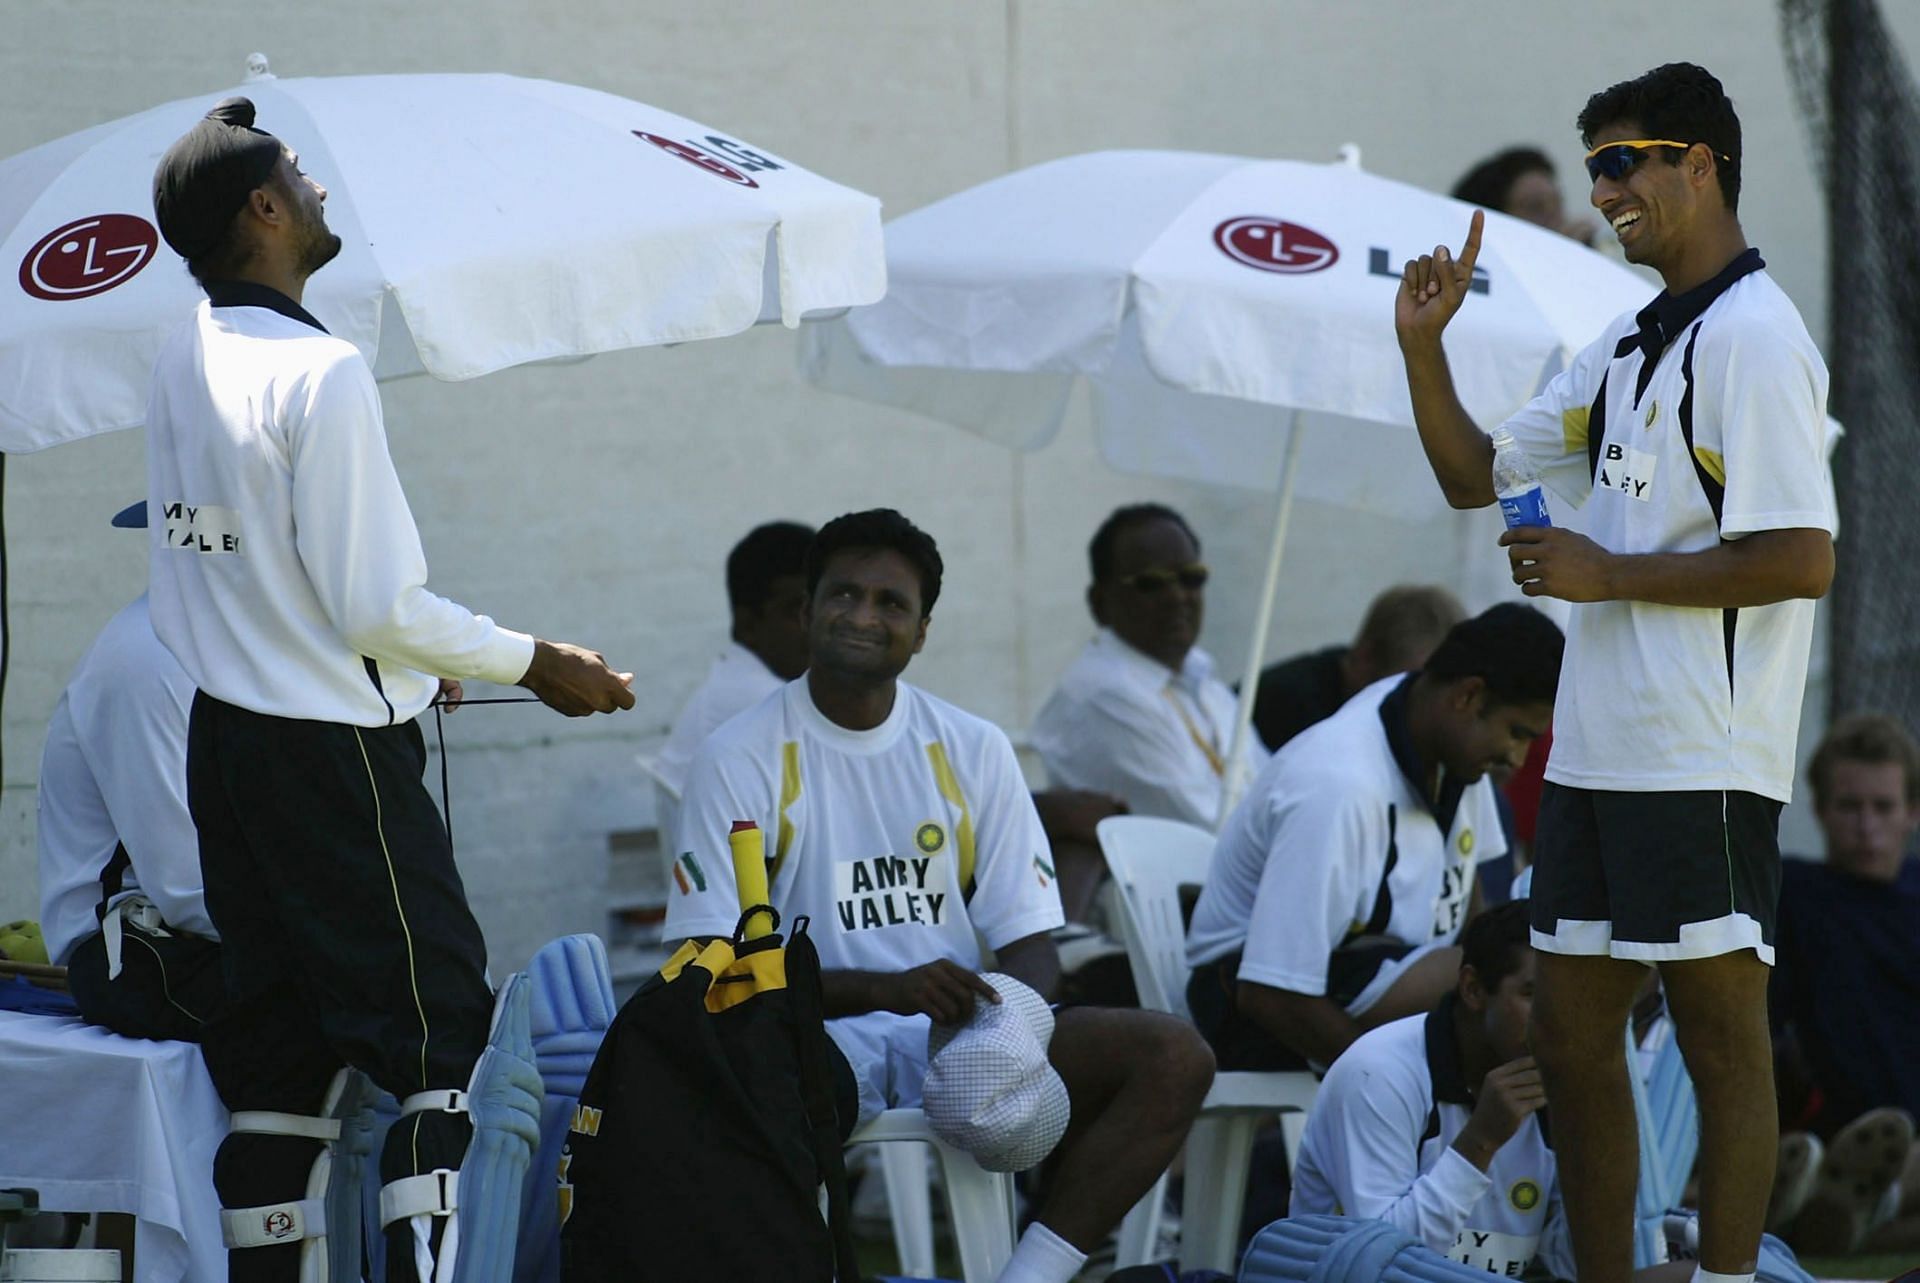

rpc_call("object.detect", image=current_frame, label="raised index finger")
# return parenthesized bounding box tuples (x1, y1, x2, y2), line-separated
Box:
(1458, 208, 1485, 276)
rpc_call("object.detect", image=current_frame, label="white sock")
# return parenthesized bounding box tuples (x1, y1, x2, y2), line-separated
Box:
(994, 1220, 1088, 1283)
(1692, 1267, 1756, 1283)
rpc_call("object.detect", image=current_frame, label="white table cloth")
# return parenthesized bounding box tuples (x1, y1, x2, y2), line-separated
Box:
(0, 1011, 226, 1282)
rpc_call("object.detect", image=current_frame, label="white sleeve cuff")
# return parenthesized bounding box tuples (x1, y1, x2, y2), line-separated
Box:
(1428, 1143, 1495, 1214)
(482, 629, 538, 687)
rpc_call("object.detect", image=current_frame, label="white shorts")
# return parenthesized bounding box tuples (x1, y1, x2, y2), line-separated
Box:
(826, 1010, 931, 1129)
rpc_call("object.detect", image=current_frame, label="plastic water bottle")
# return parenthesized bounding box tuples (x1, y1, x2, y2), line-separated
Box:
(1490, 427, 1551, 528)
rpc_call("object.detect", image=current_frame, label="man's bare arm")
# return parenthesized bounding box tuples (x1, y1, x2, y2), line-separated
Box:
(821, 960, 1002, 1023)
(1394, 209, 1498, 509)
(993, 932, 1062, 1005)
(1237, 980, 1363, 1067)
(1501, 525, 1834, 606)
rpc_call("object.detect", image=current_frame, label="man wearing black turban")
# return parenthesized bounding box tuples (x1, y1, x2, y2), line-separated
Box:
(151, 96, 340, 287)
(143, 97, 636, 1283)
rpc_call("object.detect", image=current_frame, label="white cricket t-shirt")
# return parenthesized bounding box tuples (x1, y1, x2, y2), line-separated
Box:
(1500, 256, 1834, 802)
(665, 678, 1064, 974)
(1291, 999, 1573, 1279)
(37, 596, 212, 966)
(1186, 676, 1507, 999)
(146, 289, 532, 726)
(653, 643, 785, 799)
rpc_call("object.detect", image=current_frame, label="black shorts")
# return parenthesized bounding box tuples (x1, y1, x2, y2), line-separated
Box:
(1186, 940, 1416, 1072)
(1528, 783, 1782, 964)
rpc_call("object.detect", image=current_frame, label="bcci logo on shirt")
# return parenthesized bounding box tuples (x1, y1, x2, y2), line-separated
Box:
(1457, 828, 1475, 857)
(915, 823, 946, 854)
(1509, 1179, 1542, 1212)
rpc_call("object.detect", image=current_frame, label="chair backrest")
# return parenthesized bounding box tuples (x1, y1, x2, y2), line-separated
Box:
(1628, 1011, 1698, 1270)
(1095, 815, 1216, 1019)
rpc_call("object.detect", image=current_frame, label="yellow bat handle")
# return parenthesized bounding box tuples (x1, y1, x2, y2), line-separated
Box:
(728, 821, 772, 940)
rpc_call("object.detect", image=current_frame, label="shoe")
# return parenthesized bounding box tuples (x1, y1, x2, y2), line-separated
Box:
(1795, 1107, 1915, 1255)
(1766, 1131, 1823, 1234)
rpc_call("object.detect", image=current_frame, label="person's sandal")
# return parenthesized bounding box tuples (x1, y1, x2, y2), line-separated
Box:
(1793, 1107, 1915, 1254)
(1766, 1131, 1823, 1234)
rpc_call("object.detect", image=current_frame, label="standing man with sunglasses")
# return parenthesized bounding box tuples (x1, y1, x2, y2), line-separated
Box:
(1033, 503, 1267, 829)
(1394, 64, 1836, 1283)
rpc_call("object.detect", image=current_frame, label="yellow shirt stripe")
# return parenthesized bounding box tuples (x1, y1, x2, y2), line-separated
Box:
(924, 741, 977, 897)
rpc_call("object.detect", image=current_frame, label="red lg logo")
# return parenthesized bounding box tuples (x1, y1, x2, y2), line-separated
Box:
(1213, 217, 1339, 274)
(634, 132, 759, 188)
(20, 214, 158, 300)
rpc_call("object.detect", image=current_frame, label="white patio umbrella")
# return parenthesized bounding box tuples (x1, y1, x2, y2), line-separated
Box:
(0, 54, 886, 453)
(803, 147, 1653, 821)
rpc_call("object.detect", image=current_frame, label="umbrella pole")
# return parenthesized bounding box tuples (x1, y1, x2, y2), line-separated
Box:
(1216, 411, 1303, 828)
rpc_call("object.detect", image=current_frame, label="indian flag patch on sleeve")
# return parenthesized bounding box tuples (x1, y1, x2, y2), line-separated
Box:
(672, 852, 707, 895)
(1033, 854, 1054, 887)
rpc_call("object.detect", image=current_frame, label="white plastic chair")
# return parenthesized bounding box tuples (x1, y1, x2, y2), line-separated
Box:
(847, 1108, 1018, 1283)
(1097, 814, 1320, 1275)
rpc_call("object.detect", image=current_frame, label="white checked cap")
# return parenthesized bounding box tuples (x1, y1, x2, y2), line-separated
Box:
(922, 972, 1071, 1173)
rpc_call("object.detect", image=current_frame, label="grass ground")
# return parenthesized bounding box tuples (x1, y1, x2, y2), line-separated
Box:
(1797, 1253, 1920, 1280)
(859, 1234, 1920, 1282)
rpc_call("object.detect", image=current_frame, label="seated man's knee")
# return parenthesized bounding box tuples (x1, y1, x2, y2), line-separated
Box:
(1132, 1011, 1216, 1111)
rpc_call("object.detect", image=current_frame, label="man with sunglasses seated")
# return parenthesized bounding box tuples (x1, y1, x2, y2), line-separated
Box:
(1396, 62, 1836, 1283)
(1185, 605, 1561, 1072)
(1032, 503, 1266, 830)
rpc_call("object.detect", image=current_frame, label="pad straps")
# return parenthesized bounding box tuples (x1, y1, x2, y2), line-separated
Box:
(222, 1199, 327, 1249)
(380, 1170, 460, 1227)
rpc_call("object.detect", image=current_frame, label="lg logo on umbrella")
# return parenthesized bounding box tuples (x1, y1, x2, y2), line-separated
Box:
(20, 214, 158, 301)
(1213, 216, 1339, 274)
(633, 131, 785, 189)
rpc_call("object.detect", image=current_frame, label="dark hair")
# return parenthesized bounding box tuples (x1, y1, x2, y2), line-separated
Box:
(185, 208, 257, 287)
(1423, 603, 1564, 707)
(1460, 899, 1533, 992)
(804, 508, 944, 617)
(1355, 584, 1467, 670)
(1451, 147, 1555, 213)
(726, 521, 815, 614)
(1087, 503, 1200, 582)
(1808, 713, 1920, 808)
(1578, 63, 1742, 211)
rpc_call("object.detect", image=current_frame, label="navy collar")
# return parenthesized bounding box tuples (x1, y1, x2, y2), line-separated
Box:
(1426, 990, 1555, 1149)
(204, 280, 329, 335)
(1423, 991, 1475, 1106)
(1379, 674, 1465, 830)
(1619, 247, 1763, 372)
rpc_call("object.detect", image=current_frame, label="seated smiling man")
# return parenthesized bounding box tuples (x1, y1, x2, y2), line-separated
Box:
(1187, 604, 1562, 1070)
(665, 508, 1216, 1283)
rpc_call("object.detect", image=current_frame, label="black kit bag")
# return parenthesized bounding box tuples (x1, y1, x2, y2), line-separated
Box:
(559, 906, 861, 1282)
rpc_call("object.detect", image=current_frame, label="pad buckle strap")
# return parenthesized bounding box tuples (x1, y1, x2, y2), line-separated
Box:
(101, 895, 170, 981)
(399, 1089, 469, 1117)
(380, 1169, 459, 1227)
(229, 1110, 343, 1142)
(222, 1197, 325, 1248)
